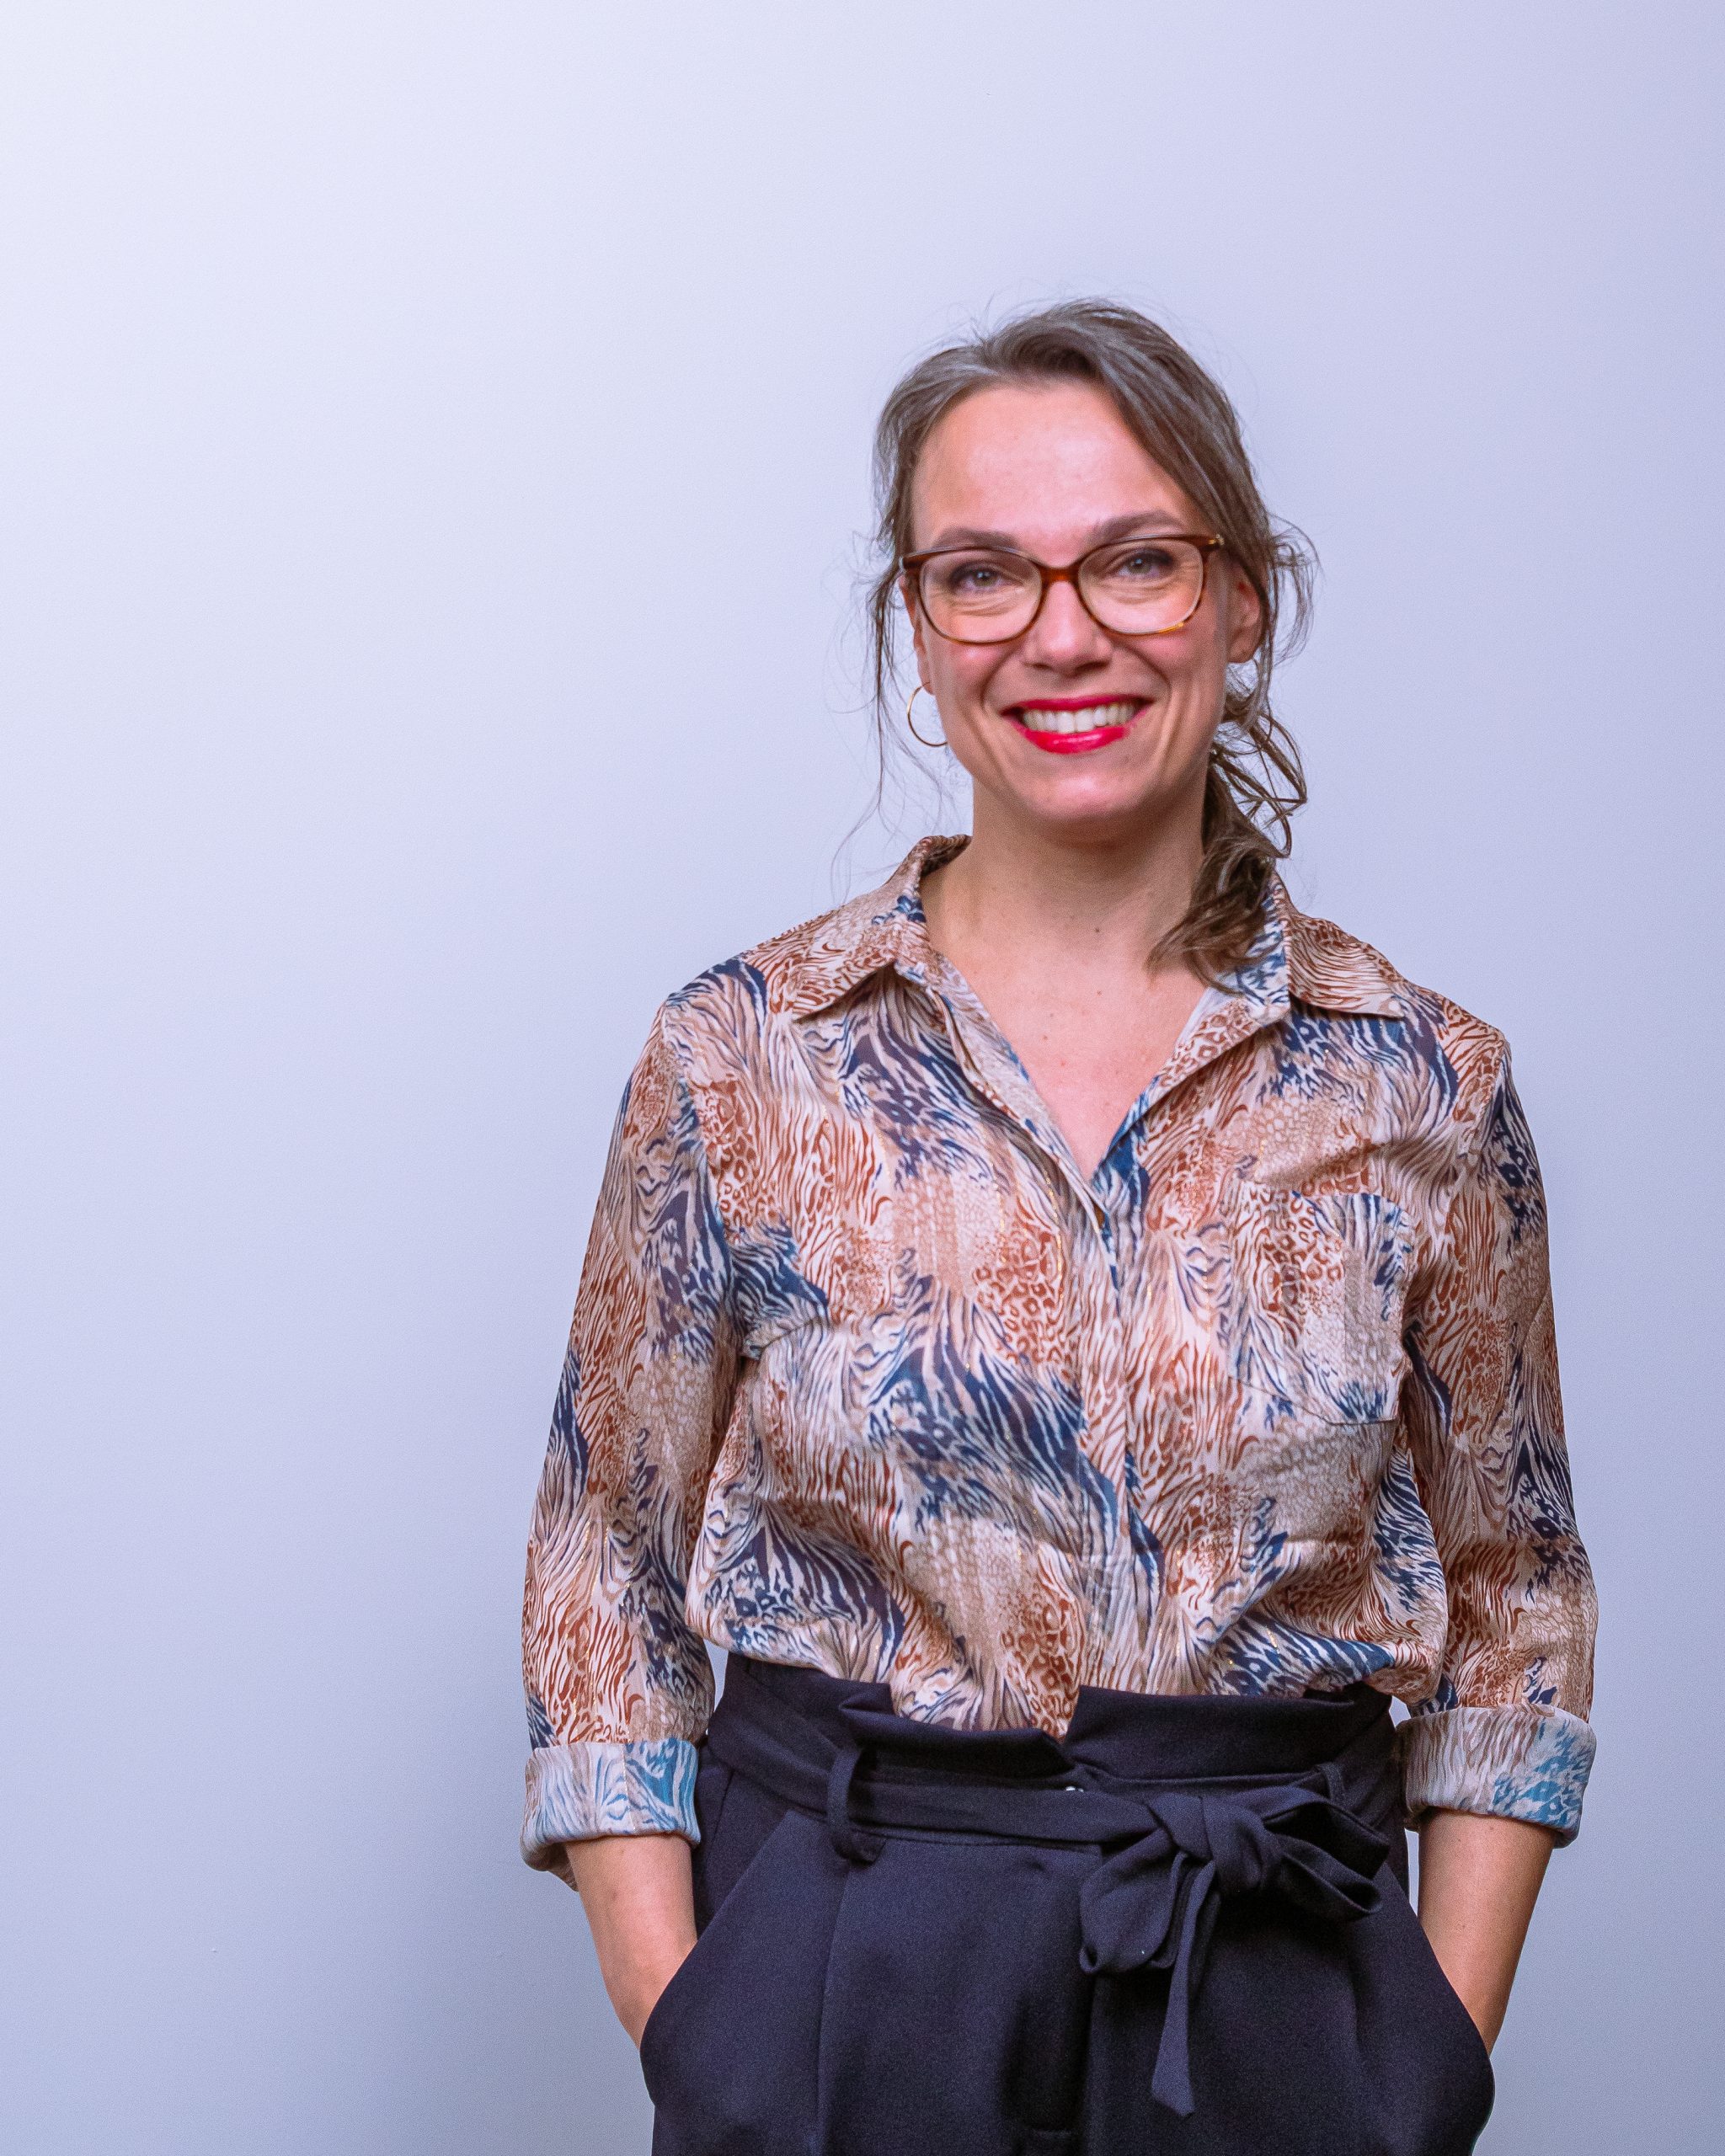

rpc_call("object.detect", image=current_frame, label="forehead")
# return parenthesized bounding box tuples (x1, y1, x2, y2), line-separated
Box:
(911, 378, 1195, 549)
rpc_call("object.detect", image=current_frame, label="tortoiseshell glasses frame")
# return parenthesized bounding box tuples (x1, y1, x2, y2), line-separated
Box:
(901, 532, 1226, 645)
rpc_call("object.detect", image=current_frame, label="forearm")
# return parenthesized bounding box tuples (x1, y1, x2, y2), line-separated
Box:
(1416, 1807, 1556, 2050)
(563, 1832, 697, 2045)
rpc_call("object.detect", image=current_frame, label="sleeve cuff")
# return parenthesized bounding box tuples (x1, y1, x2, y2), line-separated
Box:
(1398, 1703, 1596, 1844)
(521, 1737, 701, 1868)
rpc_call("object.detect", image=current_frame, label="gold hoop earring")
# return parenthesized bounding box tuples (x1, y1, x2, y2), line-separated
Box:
(905, 685, 947, 750)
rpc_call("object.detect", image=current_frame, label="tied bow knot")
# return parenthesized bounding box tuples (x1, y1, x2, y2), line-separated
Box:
(1077, 1785, 1388, 2118)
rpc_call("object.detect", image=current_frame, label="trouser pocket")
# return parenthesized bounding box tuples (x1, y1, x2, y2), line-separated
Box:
(648, 1806, 1094, 2156)
(1350, 1879, 1496, 2156)
(644, 1806, 850, 2156)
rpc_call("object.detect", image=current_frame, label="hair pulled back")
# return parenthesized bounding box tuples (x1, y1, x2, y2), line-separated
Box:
(866, 299, 1314, 980)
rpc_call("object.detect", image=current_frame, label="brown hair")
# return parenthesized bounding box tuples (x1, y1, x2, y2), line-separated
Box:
(866, 299, 1314, 981)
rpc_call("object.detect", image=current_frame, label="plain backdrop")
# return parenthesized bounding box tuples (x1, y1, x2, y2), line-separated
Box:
(3, 3, 1721, 2151)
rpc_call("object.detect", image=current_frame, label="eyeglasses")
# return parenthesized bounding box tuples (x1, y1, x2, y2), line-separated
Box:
(902, 532, 1224, 645)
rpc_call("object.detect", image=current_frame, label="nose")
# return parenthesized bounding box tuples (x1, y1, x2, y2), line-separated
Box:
(1020, 574, 1114, 670)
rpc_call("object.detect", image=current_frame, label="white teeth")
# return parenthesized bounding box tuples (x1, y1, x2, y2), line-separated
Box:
(1019, 700, 1138, 734)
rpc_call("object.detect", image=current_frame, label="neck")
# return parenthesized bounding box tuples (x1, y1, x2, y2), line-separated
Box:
(925, 786, 1206, 983)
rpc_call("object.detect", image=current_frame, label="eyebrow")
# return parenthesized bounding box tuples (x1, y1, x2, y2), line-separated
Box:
(916, 510, 1190, 554)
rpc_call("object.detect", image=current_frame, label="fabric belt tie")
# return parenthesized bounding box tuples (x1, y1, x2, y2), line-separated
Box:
(705, 1678, 1391, 2123)
(1075, 1784, 1388, 2116)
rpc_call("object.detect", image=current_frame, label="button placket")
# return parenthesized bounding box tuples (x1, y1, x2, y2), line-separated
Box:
(908, 965, 1256, 1688)
(1066, 1168, 1143, 1684)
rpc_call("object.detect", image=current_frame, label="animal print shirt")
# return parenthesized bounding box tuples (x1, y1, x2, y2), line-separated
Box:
(521, 838, 1596, 1862)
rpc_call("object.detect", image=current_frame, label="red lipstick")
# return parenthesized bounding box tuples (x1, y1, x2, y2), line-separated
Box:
(1008, 696, 1140, 756)
(1019, 723, 1130, 754)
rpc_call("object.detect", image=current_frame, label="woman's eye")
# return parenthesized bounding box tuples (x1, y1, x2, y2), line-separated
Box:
(1113, 547, 1176, 579)
(936, 556, 1026, 595)
(926, 553, 1035, 611)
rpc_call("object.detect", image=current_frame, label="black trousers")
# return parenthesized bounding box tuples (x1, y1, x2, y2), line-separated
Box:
(641, 1657, 1494, 2156)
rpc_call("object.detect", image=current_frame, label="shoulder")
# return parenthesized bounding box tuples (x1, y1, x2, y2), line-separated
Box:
(649, 878, 900, 1079)
(1282, 894, 1512, 1147)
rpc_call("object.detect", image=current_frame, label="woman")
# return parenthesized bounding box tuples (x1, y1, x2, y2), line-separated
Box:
(521, 302, 1596, 2156)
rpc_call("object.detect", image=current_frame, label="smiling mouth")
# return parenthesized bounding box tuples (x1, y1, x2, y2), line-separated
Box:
(1007, 696, 1144, 754)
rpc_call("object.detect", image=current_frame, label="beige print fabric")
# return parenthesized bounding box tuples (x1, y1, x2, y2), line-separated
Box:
(521, 839, 1596, 1860)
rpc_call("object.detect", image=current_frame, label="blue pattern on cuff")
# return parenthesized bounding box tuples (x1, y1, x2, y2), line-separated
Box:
(521, 1737, 700, 1865)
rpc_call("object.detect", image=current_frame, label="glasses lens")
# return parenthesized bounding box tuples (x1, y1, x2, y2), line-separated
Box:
(919, 550, 1041, 639)
(1080, 537, 1206, 632)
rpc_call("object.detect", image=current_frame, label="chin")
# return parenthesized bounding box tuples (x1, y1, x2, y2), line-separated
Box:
(1006, 771, 1184, 841)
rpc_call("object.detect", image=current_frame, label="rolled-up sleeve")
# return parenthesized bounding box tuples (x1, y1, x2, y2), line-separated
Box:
(521, 1009, 740, 1865)
(1398, 1050, 1598, 1842)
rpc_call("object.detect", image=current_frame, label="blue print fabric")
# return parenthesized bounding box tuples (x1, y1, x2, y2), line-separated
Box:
(522, 840, 1596, 1860)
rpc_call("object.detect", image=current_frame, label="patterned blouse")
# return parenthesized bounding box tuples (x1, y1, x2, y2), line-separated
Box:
(522, 838, 1596, 1862)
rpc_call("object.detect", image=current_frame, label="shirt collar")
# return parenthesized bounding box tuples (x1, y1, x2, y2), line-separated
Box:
(778, 835, 964, 1020)
(777, 835, 1407, 1026)
(1268, 876, 1407, 1021)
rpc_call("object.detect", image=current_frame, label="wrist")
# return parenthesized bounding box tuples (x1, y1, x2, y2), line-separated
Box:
(611, 1934, 696, 2046)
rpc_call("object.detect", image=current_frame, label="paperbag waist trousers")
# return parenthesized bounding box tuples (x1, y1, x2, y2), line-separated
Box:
(640, 1657, 1494, 2156)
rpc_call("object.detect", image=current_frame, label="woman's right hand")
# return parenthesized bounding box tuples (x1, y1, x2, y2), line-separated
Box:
(562, 1832, 699, 2046)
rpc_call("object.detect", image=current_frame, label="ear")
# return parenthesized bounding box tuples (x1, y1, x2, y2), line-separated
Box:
(1224, 562, 1264, 664)
(901, 573, 933, 686)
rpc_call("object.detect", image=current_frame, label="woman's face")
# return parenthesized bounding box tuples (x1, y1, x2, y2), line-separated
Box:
(905, 379, 1262, 846)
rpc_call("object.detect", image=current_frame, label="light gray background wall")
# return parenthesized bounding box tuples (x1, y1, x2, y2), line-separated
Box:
(3, 3, 1720, 2151)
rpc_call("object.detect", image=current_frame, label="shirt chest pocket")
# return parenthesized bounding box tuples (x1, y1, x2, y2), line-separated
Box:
(1206, 1183, 1413, 1427)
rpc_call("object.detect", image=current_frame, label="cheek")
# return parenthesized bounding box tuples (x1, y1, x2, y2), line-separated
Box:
(925, 639, 1004, 715)
(1160, 616, 1235, 716)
